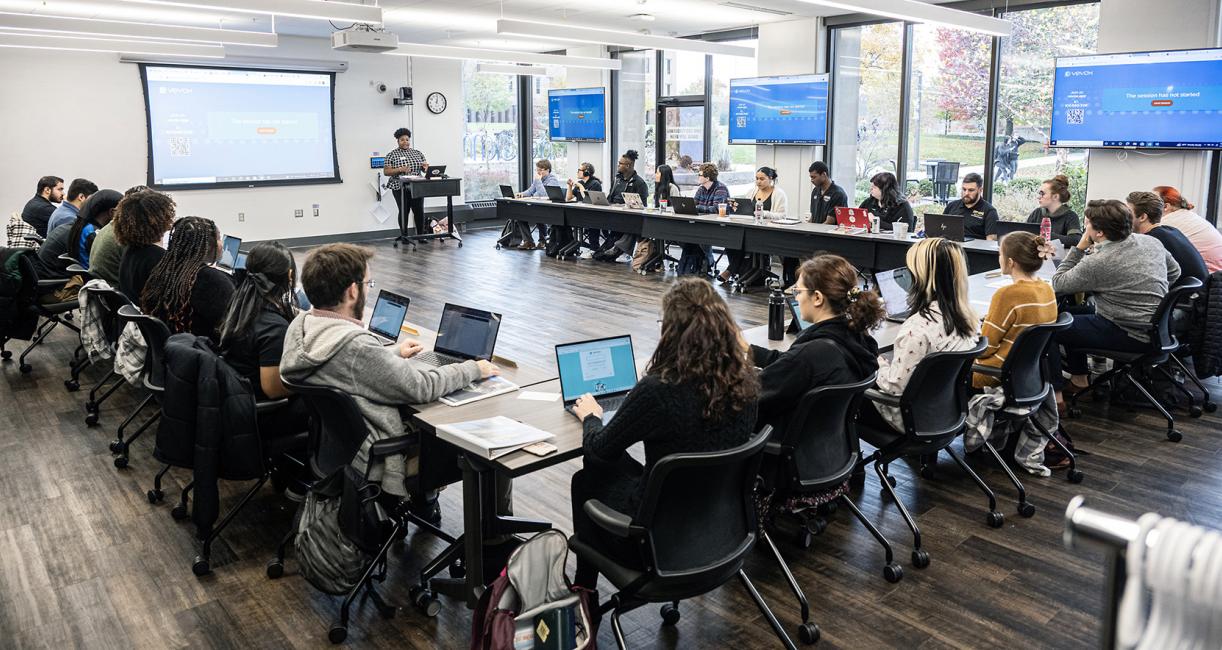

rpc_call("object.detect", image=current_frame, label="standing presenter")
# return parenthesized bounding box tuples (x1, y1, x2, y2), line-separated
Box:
(383, 128, 430, 241)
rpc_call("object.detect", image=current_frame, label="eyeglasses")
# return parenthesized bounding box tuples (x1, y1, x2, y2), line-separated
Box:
(360, 279, 375, 289)
(1037, 190, 1047, 197)
(785, 287, 815, 296)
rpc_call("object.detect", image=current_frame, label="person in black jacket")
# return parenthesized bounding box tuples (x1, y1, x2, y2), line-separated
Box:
(859, 172, 914, 232)
(116, 190, 175, 302)
(595, 150, 649, 261)
(1127, 191, 1208, 284)
(21, 175, 63, 237)
(568, 277, 761, 589)
(141, 216, 235, 342)
(750, 254, 884, 439)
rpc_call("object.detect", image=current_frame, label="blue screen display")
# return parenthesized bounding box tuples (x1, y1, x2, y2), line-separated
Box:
(1050, 48, 1222, 149)
(728, 74, 829, 145)
(548, 87, 606, 142)
(556, 337, 637, 402)
(143, 65, 340, 189)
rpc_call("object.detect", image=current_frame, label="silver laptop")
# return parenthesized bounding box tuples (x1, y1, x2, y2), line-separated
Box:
(556, 335, 638, 425)
(415, 303, 502, 367)
(874, 268, 913, 323)
(585, 190, 610, 206)
(622, 193, 645, 210)
(367, 290, 411, 346)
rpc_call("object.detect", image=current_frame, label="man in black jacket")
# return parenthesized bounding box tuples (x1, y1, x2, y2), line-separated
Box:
(22, 175, 63, 237)
(597, 150, 649, 261)
(942, 172, 1000, 240)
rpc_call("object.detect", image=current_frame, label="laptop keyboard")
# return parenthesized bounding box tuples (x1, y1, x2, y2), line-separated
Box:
(415, 350, 464, 366)
(566, 394, 627, 415)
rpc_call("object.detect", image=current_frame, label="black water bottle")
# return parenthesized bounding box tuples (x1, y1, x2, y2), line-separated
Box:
(767, 278, 786, 341)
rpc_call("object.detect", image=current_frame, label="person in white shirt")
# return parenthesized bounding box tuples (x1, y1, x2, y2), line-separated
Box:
(860, 237, 980, 432)
(718, 167, 790, 284)
(1154, 185, 1222, 273)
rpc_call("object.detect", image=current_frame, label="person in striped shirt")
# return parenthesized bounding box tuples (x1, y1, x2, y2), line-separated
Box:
(973, 231, 1058, 388)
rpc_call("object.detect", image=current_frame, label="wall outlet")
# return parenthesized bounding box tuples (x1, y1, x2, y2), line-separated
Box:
(237, 212, 245, 222)
(312, 204, 320, 217)
(294, 209, 304, 218)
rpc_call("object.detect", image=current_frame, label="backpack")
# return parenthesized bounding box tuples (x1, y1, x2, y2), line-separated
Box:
(295, 466, 390, 596)
(630, 239, 654, 273)
(471, 530, 598, 650)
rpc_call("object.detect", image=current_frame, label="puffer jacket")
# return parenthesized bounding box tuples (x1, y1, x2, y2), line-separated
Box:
(1189, 270, 1222, 379)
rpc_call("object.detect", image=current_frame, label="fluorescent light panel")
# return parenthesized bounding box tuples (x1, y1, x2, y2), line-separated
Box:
(0, 30, 223, 56)
(496, 19, 756, 57)
(796, 0, 1012, 37)
(476, 63, 549, 76)
(0, 12, 276, 46)
(116, 0, 381, 24)
(389, 42, 621, 71)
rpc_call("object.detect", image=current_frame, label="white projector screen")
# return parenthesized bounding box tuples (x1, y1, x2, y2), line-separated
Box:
(140, 64, 342, 190)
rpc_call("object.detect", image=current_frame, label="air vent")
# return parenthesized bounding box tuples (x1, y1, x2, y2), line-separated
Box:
(720, 1, 793, 16)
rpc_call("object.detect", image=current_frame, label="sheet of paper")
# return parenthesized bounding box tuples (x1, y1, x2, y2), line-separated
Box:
(371, 201, 392, 224)
(986, 279, 1012, 289)
(518, 391, 561, 402)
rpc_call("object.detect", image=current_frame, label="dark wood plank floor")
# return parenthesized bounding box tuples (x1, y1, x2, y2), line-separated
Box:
(3, 226, 1220, 649)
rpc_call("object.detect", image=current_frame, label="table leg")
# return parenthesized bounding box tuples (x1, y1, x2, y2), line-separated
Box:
(460, 455, 485, 608)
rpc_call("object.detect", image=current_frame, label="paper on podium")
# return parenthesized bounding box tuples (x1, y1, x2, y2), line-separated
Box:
(371, 178, 388, 199)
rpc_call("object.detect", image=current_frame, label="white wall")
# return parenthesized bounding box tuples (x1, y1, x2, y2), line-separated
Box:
(0, 36, 464, 242)
(561, 45, 611, 182)
(1088, 0, 1221, 213)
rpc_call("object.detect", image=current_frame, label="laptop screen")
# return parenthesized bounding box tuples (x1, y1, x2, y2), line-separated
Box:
(787, 298, 814, 330)
(368, 290, 410, 340)
(234, 252, 248, 271)
(435, 304, 501, 360)
(219, 235, 241, 269)
(875, 268, 912, 318)
(556, 336, 638, 403)
(499, 184, 515, 198)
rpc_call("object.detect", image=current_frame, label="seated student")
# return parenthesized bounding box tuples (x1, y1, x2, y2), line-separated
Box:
(719, 167, 789, 283)
(653, 164, 681, 208)
(859, 237, 979, 433)
(677, 163, 730, 274)
(140, 216, 235, 341)
(1154, 186, 1222, 273)
(31, 220, 81, 282)
(70, 189, 121, 268)
(859, 172, 914, 232)
(1050, 199, 1180, 407)
(568, 277, 759, 589)
(1026, 174, 1081, 248)
(750, 254, 883, 439)
(46, 178, 97, 235)
(116, 190, 175, 301)
(87, 185, 149, 285)
(279, 243, 499, 506)
(22, 175, 62, 237)
(1129, 191, 1208, 283)
(594, 150, 649, 262)
(973, 231, 1057, 388)
(943, 173, 1000, 240)
(515, 159, 562, 250)
(565, 162, 602, 202)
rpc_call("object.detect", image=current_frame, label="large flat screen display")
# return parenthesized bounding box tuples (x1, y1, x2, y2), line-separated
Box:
(728, 73, 829, 145)
(140, 64, 342, 190)
(1050, 48, 1222, 149)
(547, 87, 606, 143)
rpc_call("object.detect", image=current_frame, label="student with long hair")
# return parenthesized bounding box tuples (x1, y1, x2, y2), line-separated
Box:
(653, 164, 681, 208)
(68, 189, 122, 268)
(568, 277, 760, 588)
(1025, 174, 1081, 247)
(859, 171, 913, 232)
(87, 185, 149, 285)
(140, 216, 235, 341)
(116, 190, 175, 301)
(972, 231, 1057, 388)
(719, 166, 789, 283)
(1153, 185, 1222, 272)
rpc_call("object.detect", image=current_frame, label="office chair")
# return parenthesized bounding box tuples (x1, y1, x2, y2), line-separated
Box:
(271, 379, 463, 644)
(567, 428, 803, 648)
(856, 338, 996, 570)
(972, 314, 1083, 519)
(1156, 278, 1216, 417)
(1066, 277, 1204, 442)
(111, 305, 170, 469)
(78, 287, 134, 426)
(11, 251, 81, 376)
(61, 261, 94, 390)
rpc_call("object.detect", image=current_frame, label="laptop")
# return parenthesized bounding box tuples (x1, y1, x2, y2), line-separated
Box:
(499, 184, 515, 198)
(995, 221, 1041, 238)
(834, 207, 870, 230)
(555, 335, 638, 425)
(622, 193, 645, 210)
(367, 290, 411, 346)
(414, 303, 503, 367)
(584, 190, 610, 206)
(218, 235, 241, 271)
(544, 184, 567, 203)
(787, 297, 814, 331)
(732, 198, 756, 216)
(669, 196, 697, 215)
(924, 213, 972, 242)
(874, 268, 914, 323)
(425, 165, 447, 179)
(234, 251, 248, 271)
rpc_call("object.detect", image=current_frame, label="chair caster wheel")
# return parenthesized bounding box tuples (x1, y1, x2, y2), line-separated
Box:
(987, 511, 1005, 528)
(147, 489, 164, 504)
(266, 560, 284, 579)
(798, 622, 820, 645)
(1018, 502, 1035, 518)
(192, 557, 210, 576)
(816, 501, 838, 516)
(171, 504, 189, 520)
(912, 549, 930, 569)
(108, 440, 123, 453)
(884, 563, 904, 583)
(797, 530, 813, 549)
(885, 475, 897, 488)
(660, 604, 680, 626)
(1204, 401, 1217, 413)
(448, 559, 466, 579)
(1, 350, 10, 360)
(457, 241, 463, 248)
(1068, 469, 1085, 484)
(1189, 405, 1203, 418)
(20, 363, 32, 374)
(85, 413, 99, 427)
(495, 244, 502, 250)
(1067, 407, 1082, 419)
(328, 625, 347, 644)
(410, 586, 440, 617)
(85, 401, 98, 413)
(65, 379, 80, 391)
(1167, 430, 1183, 443)
(113, 456, 128, 469)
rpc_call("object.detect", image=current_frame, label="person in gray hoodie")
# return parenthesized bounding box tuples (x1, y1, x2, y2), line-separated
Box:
(280, 244, 498, 501)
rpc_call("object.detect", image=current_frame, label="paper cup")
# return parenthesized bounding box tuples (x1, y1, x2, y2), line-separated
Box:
(894, 222, 909, 239)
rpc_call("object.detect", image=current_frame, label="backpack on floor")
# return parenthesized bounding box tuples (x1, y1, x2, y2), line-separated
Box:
(471, 529, 598, 650)
(295, 466, 389, 596)
(630, 239, 655, 273)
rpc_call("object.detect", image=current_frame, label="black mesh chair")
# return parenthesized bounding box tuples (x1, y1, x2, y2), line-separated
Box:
(857, 338, 995, 570)
(111, 305, 170, 468)
(567, 429, 802, 648)
(1067, 277, 1204, 442)
(13, 252, 80, 376)
(78, 286, 133, 426)
(60, 261, 93, 390)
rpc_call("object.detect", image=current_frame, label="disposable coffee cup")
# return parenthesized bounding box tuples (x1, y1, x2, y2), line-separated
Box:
(894, 222, 909, 239)
(868, 216, 880, 233)
(717, 203, 727, 217)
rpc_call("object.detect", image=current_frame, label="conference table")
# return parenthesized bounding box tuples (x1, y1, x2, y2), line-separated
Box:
(496, 197, 1004, 274)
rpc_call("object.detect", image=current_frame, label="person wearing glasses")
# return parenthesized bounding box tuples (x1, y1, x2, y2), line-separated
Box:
(1025, 174, 1081, 248)
(565, 162, 602, 202)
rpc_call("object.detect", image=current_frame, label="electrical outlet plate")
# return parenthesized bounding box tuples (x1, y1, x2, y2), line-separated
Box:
(294, 209, 304, 218)
(238, 212, 245, 222)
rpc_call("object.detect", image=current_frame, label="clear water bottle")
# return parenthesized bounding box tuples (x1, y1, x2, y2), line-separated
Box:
(660, 198, 669, 213)
(755, 199, 764, 224)
(1040, 216, 1052, 241)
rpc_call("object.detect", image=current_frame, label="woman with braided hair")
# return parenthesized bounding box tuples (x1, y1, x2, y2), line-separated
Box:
(140, 216, 234, 341)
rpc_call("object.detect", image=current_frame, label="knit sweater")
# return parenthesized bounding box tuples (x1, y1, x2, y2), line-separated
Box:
(973, 279, 1057, 388)
(1051, 234, 1181, 342)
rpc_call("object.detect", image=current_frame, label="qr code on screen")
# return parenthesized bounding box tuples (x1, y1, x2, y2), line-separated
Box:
(169, 137, 191, 157)
(1066, 109, 1084, 125)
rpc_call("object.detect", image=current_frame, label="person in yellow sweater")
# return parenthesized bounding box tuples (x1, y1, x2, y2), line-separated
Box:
(973, 231, 1058, 388)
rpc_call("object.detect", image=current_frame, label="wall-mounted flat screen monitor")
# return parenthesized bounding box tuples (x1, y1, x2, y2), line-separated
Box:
(1050, 47, 1222, 149)
(547, 87, 606, 143)
(728, 73, 830, 145)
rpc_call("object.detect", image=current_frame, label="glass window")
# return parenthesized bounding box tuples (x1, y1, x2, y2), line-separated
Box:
(662, 50, 705, 97)
(530, 69, 569, 180)
(663, 105, 706, 194)
(830, 22, 904, 205)
(992, 3, 1099, 220)
(711, 39, 759, 197)
(906, 24, 991, 216)
(615, 49, 657, 196)
(461, 61, 520, 202)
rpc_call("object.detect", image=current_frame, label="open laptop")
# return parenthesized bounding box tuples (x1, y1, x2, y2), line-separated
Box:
(218, 235, 241, 271)
(874, 267, 914, 323)
(415, 303, 502, 367)
(622, 193, 645, 210)
(425, 165, 446, 179)
(834, 207, 870, 230)
(732, 198, 756, 216)
(787, 297, 814, 331)
(234, 251, 248, 271)
(584, 190, 610, 206)
(367, 289, 411, 346)
(555, 335, 638, 425)
(499, 184, 515, 198)
(544, 184, 567, 203)
(995, 221, 1040, 238)
(924, 213, 972, 242)
(669, 196, 697, 215)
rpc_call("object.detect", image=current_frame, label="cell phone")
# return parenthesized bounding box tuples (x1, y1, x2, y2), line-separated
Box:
(985, 271, 1004, 278)
(522, 441, 558, 457)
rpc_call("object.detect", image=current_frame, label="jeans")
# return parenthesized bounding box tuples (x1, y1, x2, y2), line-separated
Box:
(1049, 306, 1149, 388)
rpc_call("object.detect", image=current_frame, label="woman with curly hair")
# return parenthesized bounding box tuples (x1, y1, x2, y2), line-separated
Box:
(116, 189, 175, 301)
(567, 277, 760, 588)
(140, 216, 234, 341)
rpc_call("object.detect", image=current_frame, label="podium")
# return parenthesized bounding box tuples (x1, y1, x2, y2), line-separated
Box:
(392, 176, 463, 249)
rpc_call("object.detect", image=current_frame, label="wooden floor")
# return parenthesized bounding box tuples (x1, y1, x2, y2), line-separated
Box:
(3, 226, 1221, 649)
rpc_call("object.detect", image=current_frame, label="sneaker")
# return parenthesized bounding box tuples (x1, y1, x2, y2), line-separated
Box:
(410, 495, 442, 527)
(284, 484, 307, 503)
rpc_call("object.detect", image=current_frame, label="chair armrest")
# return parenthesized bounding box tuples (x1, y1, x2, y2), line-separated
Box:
(865, 388, 901, 407)
(583, 499, 633, 538)
(368, 433, 418, 459)
(58, 254, 76, 263)
(37, 278, 69, 289)
(764, 440, 784, 456)
(971, 364, 1004, 377)
(254, 398, 289, 413)
(66, 264, 88, 275)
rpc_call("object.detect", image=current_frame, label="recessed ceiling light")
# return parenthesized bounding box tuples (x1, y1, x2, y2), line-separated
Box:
(497, 19, 755, 57)
(629, 13, 654, 22)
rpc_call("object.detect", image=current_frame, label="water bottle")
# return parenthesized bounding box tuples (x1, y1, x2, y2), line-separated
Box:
(767, 279, 786, 341)
(1040, 216, 1052, 241)
(755, 199, 764, 224)
(660, 198, 669, 213)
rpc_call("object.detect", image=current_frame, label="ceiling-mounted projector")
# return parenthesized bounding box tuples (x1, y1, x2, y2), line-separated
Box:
(332, 26, 399, 52)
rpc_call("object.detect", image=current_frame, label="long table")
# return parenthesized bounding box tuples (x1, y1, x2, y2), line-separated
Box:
(496, 197, 1003, 273)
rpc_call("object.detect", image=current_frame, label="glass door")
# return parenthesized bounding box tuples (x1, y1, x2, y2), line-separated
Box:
(659, 102, 706, 195)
